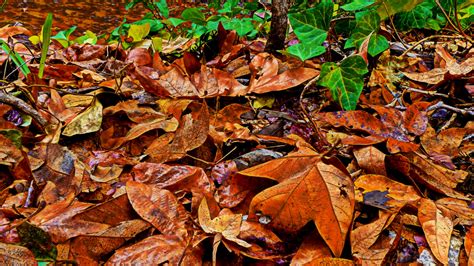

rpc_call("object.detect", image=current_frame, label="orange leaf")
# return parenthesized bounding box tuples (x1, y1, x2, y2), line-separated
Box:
(243, 147, 354, 256)
(291, 232, 332, 265)
(355, 174, 421, 210)
(418, 198, 453, 264)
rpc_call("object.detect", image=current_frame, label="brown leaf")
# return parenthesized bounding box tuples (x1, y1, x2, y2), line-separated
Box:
(30, 196, 109, 243)
(418, 198, 453, 264)
(106, 234, 201, 265)
(68, 219, 150, 262)
(465, 226, 474, 266)
(126, 180, 189, 238)
(354, 174, 421, 211)
(0, 242, 37, 265)
(146, 102, 209, 163)
(386, 154, 468, 200)
(247, 53, 319, 93)
(290, 232, 332, 265)
(353, 146, 387, 176)
(351, 211, 396, 264)
(243, 147, 354, 256)
(0, 134, 23, 167)
(435, 198, 474, 225)
(126, 48, 152, 67)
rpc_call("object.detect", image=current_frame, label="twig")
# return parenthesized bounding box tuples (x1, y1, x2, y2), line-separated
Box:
(400, 35, 467, 57)
(427, 101, 474, 116)
(382, 1, 408, 49)
(0, 89, 48, 128)
(452, 0, 468, 40)
(400, 85, 449, 99)
(299, 75, 329, 151)
(434, 0, 472, 42)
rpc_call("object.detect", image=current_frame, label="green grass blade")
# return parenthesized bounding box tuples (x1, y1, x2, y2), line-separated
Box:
(0, 39, 31, 76)
(38, 13, 53, 78)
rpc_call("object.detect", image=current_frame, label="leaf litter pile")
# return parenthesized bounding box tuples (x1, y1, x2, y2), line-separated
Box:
(0, 14, 473, 266)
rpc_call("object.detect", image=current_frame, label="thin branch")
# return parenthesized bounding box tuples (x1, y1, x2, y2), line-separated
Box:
(400, 85, 449, 99)
(0, 89, 48, 128)
(427, 101, 474, 116)
(400, 35, 466, 57)
(299, 75, 329, 151)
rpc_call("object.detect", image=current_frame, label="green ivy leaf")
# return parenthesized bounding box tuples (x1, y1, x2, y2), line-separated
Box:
(128, 23, 151, 42)
(288, 0, 333, 45)
(318, 55, 368, 110)
(51, 26, 77, 48)
(155, 0, 169, 18)
(286, 43, 326, 61)
(394, 0, 434, 30)
(367, 33, 389, 57)
(182, 8, 206, 25)
(345, 10, 388, 56)
(168, 17, 186, 27)
(376, 0, 424, 19)
(341, 0, 375, 11)
(223, 18, 255, 36)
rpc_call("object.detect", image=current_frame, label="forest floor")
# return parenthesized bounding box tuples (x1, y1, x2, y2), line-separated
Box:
(0, 1, 473, 265)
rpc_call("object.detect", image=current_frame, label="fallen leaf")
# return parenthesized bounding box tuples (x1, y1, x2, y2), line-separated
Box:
(126, 180, 189, 239)
(62, 98, 102, 137)
(355, 174, 421, 210)
(241, 144, 354, 256)
(0, 242, 37, 265)
(418, 198, 453, 264)
(106, 234, 201, 265)
(291, 232, 332, 265)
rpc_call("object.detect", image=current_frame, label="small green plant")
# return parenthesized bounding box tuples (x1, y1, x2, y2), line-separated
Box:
(0, 40, 31, 76)
(38, 13, 53, 79)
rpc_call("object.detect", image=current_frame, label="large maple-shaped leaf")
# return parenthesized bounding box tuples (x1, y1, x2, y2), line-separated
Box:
(318, 55, 368, 110)
(240, 145, 354, 256)
(418, 198, 453, 264)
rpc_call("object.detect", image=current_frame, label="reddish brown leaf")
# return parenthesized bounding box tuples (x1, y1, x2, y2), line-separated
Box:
(126, 180, 189, 238)
(353, 146, 387, 176)
(146, 102, 209, 163)
(106, 234, 201, 265)
(418, 198, 453, 264)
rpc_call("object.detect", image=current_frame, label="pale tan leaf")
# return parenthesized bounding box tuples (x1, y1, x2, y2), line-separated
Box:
(62, 98, 102, 137)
